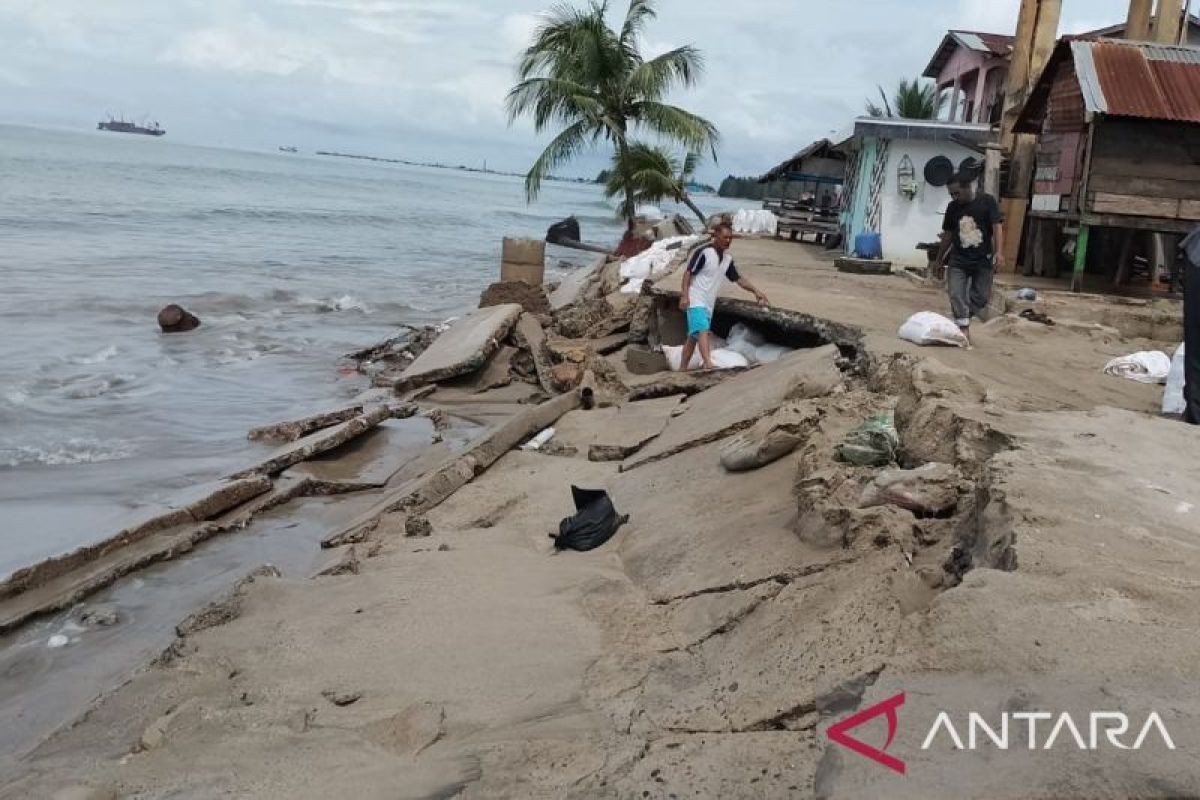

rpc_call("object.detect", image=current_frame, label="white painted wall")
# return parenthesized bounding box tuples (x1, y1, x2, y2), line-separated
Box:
(879, 139, 982, 267)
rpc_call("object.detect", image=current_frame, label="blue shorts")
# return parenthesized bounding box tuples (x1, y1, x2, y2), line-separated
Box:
(687, 307, 712, 339)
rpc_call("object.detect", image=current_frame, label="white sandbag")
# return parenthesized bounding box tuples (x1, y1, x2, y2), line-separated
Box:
(898, 312, 970, 348)
(1162, 344, 1186, 414)
(755, 343, 794, 364)
(727, 322, 766, 362)
(732, 209, 778, 236)
(619, 235, 704, 283)
(663, 345, 751, 372)
(1104, 351, 1172, 384)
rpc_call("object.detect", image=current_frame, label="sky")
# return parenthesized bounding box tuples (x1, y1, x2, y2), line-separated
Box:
(0, 0, 1144, 183)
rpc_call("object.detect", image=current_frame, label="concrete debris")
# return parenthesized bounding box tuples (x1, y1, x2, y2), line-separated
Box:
(395, 304, 524, 390)
(248, 405, 367, 443)
(231, 405, 399, 479)
(479, 281, 551, 316)
(624, 345, 843, 471)
(719, 402, 821, 473)
(404, 514, 433, 538)
(512, 312, 557, 394)
(175, 565, 281, 638)
(313, 546, 360, 577)
(77, 606, 120, 627)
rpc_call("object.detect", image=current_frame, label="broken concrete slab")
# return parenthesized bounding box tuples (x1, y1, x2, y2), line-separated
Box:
(322, 390, 582, 549)
(395, 304, 523, 390)
(546, 333, 629, 363)
(622, 345, 843, 471)
(553, 396, 683, 462)
(511, 312, 556, 394)
(231, 405, 397, 479)
(614, 438, 833, 604)
(440, 345, 516, 394)
(550, 257, 605, 311)
(247, 405, 366, 443)
(171, 476, 274, 522)
(285, 421, 433, 492)
(624, 346, 670, 376)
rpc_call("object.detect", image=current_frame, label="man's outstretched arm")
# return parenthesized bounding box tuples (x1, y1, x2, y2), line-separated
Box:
(736, 276, 770, 307)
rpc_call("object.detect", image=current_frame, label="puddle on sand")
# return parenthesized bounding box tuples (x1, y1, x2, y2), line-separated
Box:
(0, 491, 382, 771)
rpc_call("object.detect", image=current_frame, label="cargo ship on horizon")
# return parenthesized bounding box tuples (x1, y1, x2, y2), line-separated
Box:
(97, 116, 165, 137)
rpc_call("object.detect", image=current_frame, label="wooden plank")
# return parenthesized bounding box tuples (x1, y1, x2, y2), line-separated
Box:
(1088, 174, 1200, 201)
(1089, 192, 1180, 218)
(1179, 200, 1200, 221)
(1081, 213, 1195, 234)
(1089, 157, 1200, 183)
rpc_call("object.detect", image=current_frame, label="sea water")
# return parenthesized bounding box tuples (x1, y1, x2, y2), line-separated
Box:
(0, 124, 741, 576)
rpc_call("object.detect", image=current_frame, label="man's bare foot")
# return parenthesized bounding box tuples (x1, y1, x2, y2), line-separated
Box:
(959, 327, 972, 349)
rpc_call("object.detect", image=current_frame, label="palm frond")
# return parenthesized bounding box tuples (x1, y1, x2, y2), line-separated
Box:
(633, 101, 719, 160)
(680, 151, 700, 182)
(505, 77, 603, 130)
(525, 120, 593, 202)
(625, 45, 704, 102)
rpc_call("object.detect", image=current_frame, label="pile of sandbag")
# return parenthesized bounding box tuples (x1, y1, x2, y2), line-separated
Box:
(662, 343, 749, 372)
(732, 209, 778, 236)
(619, 235, 705, 294)
(726, 322, 796, 365)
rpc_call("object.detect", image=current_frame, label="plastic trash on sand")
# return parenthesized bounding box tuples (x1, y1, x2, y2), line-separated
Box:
(521, 427, 556, 451)
(1163, 344, 1186, 415)
(1104, 351, 1172, 384)
(898, 312, 970, 348)
(553, 486, 629, 552)
(663, 345, 750, 372)
(1016, 288, 1038, 302)
(837, 411, 900, 467)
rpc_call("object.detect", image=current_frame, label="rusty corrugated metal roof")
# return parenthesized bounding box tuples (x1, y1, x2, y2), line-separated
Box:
(1072, 39, 1200, 123)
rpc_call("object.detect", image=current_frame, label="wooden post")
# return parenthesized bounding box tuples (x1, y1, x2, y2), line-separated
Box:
(1072, 225, 1090, 293)
(1153, 0, 1187, 43)
(1001, 0, 1041, 150)
(984, 143, 1002, 199)
(1126, 0, 1155, 41)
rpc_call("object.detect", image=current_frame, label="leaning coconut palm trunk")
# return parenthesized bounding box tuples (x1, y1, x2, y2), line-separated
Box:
(506, 0, 720, 231)
(604, 144, 708, 227)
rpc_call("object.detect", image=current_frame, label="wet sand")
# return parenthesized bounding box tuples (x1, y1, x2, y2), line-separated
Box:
(3, 239, 1198, 798)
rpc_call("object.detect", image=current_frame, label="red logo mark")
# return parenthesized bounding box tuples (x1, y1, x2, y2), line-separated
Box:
(826, 692, 906, 775)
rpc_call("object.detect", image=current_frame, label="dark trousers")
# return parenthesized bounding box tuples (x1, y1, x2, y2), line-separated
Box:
(1186, 257, 1200, 424)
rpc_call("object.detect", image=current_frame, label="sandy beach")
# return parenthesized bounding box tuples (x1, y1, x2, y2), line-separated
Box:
(3, 236, 1198, 799)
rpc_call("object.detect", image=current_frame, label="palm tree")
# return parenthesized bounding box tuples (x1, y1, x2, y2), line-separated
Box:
(506, 0, 720, 231)
(866, 78, 945, 120)
(602, 144, 708, 226)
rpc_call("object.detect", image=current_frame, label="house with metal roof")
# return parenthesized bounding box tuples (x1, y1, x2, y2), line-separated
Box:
(923, 17, 1200, 126)
(1015, 38, 1200, 292)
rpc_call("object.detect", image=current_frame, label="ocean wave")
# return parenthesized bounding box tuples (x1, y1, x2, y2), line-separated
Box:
(68, 345, 119, 365)
(0, 437, 136, 468)
(186, 207, 397, 227)
(304, 294, 372, 314)
(62, 373, 139, 400)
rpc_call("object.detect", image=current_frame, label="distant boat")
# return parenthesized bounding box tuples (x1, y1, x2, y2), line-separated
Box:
(279, 146, 299, 153)
(97, 116, 165, 137)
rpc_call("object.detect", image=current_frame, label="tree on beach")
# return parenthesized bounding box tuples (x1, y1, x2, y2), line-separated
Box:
(866, 78, 945, 119)
(602, 144, 708, 226)
(506, 0, 720, 231)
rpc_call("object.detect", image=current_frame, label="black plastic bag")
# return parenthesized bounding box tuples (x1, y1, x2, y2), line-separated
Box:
(553, 486, 629, 552)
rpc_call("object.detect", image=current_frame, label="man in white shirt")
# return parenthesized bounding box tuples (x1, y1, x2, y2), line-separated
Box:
(679, 223, 770, 371)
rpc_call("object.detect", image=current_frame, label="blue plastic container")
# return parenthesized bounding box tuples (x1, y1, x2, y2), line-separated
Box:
(854, 231, 883, 259)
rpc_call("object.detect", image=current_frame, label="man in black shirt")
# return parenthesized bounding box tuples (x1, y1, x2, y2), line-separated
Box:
(1181, 227, 1200, 424)
(936, 173, 1004, 346)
